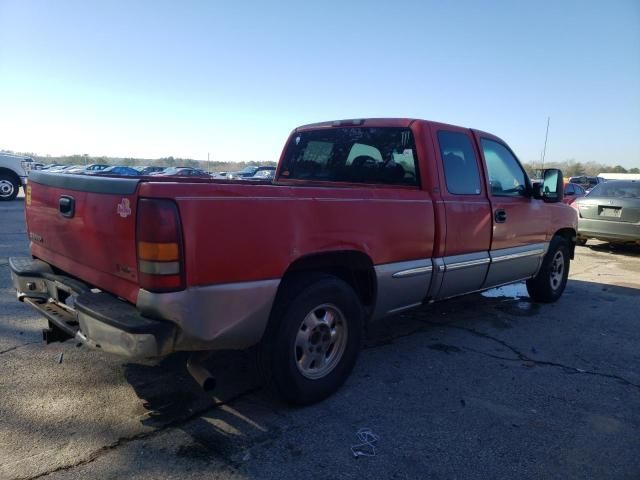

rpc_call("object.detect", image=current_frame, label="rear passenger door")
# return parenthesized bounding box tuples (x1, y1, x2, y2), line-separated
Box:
(430, 126, 492, 299)
(472, 132, 548, 288)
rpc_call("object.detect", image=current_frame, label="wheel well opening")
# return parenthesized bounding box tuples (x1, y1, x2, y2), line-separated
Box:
(554, 228, 577, 259)
(282, 251, 377, 311)
(0, 167, 21, 185)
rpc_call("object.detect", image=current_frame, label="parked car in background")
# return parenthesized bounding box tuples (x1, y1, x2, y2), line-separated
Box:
(569, 175, 605, 192)
(531, 178, 584, 205)
(64, 164, 110, 174)
(563, 182, 586, 205)
(47, 165, 78, 173)
(242, 168, 276, 181)
(573, 180, 640, 245)
(152, 167, 210, 178)
(40, 163, 64, 170)
(93, 166, 141, 176)
(137, 166, 166, 175)
(85, 164, 110, 173)
(226, 165, 275, 179)
(0, 153, 36, 201)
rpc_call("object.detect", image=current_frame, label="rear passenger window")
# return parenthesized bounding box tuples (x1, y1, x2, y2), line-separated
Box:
(481, 139, 527, 197)
(437, 131, 481, 195)
(280, 127, 419, 186)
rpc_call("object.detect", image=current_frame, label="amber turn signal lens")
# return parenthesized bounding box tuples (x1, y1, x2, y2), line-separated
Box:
(137, 241, 179, 261)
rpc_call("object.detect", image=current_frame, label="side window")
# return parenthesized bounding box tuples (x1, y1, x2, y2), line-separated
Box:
(481, 139, 527, 197)
(437, 131, 481, 195)
(565, 183, 574, 194)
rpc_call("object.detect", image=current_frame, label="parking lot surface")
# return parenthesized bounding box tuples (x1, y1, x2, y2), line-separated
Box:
(1, 197, 639, 480)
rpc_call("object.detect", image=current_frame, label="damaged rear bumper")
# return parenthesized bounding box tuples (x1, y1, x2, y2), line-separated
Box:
(10, 257, 176, 359)
(10, 256, 281, 359)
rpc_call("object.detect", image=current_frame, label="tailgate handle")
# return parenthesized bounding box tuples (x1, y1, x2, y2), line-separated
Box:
(59, 196, 75, 218)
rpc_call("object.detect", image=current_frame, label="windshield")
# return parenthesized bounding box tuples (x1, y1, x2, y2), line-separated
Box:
(587, 182, 640, 198)
(239, 166, 259, 174)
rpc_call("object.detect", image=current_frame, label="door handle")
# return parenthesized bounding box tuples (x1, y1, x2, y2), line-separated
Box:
(494, 209, 507, 223)
(59, 196, 75, 218)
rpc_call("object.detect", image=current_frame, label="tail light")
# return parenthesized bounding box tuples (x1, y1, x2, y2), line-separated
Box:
(136, 198, 185, 292)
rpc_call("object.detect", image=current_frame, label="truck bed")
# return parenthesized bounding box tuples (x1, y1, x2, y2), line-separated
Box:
(26, 171, 435, 304)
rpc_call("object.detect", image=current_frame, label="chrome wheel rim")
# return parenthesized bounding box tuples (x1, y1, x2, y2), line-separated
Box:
(550, 250, 565, 291)
(0, 180, 15, 198)
(294, 303, 348, 380)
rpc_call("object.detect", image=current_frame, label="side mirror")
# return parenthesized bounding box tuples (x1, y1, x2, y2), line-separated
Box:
(539, 169, 564, 203)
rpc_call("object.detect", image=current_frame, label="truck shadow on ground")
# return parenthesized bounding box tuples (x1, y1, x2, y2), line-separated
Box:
(117, 279, 640, 476)
(122, 286, 544, 428)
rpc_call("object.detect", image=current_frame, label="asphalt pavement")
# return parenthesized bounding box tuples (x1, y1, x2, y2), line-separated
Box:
(1, 195, 639, 480)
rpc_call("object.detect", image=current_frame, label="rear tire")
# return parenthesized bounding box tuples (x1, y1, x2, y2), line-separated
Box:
(0, 174, 19, 201)
(267, 274, 363, 405)
(576, 237, 587, 246)
(526, 235, 570, 303)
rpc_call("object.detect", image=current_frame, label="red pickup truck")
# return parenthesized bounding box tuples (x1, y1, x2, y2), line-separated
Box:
(11, 118, 577, 404)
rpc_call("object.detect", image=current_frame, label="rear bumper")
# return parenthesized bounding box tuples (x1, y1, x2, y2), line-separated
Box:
(578, 218, 640, 243)
(10, 257, 176, 359)
(10, 256, 280, 359)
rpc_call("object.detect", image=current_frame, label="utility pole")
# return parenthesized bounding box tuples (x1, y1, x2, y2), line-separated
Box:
(541, 117, 550, 170)
(207, 152, 210, 174)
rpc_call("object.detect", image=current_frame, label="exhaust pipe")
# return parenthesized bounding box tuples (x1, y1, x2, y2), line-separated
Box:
(186, 353, 216, 393)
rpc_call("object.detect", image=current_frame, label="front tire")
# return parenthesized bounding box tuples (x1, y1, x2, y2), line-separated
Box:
(270, 275, 363, 405)
(526, 236, 570, 303)
(0, 174, 19, 201)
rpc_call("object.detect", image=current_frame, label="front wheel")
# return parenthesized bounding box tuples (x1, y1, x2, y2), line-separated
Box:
(526, 236, 570, 303)
(270, 275, 363, 405)
(0, 174, 20, 201)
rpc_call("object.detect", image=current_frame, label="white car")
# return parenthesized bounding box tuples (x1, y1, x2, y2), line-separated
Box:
(0, 153, 36, 201)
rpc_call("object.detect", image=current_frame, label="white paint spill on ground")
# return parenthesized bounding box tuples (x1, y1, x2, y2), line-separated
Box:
(481, 282, 528, 299)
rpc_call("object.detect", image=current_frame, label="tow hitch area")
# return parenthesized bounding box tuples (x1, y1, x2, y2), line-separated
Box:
(42, 320, 74, 344)
(10, 256, 177, 359)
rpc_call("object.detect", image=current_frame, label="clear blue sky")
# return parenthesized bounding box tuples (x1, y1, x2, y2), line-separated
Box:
(1, 0, 639, 167)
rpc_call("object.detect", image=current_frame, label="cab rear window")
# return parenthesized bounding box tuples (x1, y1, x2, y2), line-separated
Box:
(280, 127, 419, 186)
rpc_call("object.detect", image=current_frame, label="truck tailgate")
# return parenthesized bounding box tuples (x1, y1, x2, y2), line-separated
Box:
(25, 172, 142, 303)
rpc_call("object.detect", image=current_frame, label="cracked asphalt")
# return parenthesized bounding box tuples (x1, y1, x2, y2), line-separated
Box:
(1, 196, 639, 480)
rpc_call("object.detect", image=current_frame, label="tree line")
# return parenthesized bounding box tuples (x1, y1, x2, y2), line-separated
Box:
(522, 159, 639, 177)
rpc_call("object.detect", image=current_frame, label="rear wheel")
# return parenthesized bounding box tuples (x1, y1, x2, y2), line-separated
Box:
(576, 237, 587, 246)
(0, 174, 19, 201)
(268, 274, 363, 405)
(526, 236, 570, 303)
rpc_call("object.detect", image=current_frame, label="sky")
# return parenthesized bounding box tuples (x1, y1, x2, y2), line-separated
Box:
(0, 0, 639, 167)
